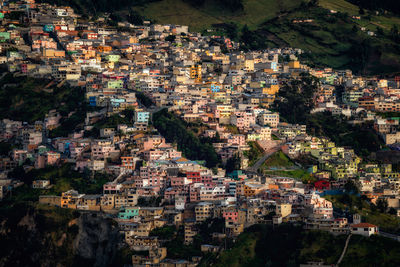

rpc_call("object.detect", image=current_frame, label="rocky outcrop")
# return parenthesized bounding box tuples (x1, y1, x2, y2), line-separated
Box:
(0, 204, 122, 267)
(73, 212, 122, 267)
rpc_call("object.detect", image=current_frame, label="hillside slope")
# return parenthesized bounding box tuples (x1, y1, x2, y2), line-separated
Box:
(203, 224, 400, 267)
(38, 0, 400, 74)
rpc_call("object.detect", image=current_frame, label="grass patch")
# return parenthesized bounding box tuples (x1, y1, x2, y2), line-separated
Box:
(224, 124, 240, 134)
(263, 151, 294, 168)
(135, 0, 302, 31)
(243, 141, 263, 166)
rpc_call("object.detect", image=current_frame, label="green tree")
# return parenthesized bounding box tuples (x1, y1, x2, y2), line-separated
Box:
(165, 35, 176, 42)
(272, 73, 319, 124)
(344, 180, 359, 194)
(376, 198, 388, 213)
(390, 25, 400, 41)
(127, 9, 143, 25)
(225, 154, 241, 173)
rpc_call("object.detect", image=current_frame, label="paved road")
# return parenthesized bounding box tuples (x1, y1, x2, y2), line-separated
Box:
(246, 146, 281, 173)
(336, 234, 352, 266)
(380, 231, 400, 242)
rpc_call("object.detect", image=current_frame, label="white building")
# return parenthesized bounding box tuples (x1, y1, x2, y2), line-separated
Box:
(351, 223, 379, 237)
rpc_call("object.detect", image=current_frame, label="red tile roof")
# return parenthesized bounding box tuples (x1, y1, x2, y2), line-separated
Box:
(351, 223, 377, 228)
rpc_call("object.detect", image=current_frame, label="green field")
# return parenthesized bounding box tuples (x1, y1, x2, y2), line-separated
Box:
(134, 0, 302, 31)
(320, 0, 400, 30)
(263, 151, 294, 168)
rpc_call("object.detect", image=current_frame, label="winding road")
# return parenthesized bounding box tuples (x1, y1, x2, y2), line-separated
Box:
(246, 145, 282, 173)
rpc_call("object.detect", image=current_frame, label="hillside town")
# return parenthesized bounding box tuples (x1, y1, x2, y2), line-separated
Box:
(0, 0, 400, 266)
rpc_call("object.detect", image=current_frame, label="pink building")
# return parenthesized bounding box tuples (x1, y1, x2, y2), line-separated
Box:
(164, 187, 183, 201)
(140, 136, 166, 151)
(228, 134, 246, 146)
(223, 211, 238, 223)
(189, 185, 201, 202)
(91, 144, 116, 159)
(143, 149, 164, 161)
(170, 176, 185, 187)
(46, 151, 60, 165)
(230, 112, 256, 130)
(75, 159, 89, 171)
(103, 183, 122, 194)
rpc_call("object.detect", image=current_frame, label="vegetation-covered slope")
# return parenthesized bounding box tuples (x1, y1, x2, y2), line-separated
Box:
(152, 109, 220, 168)
(206, 224, 400, 267)
(0, 72, 84, 123)
(36, 0, 400, 74)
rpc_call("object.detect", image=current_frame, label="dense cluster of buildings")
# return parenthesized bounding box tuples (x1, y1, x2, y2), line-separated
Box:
(0, 0, 399, 265)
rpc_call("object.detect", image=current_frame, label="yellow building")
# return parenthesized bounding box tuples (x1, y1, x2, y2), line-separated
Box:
(195, 202, 214, 222)
(61, 190, 83, 209)
(276, 204, 292, 218)
(190, 65, 202, 82)
(288, 61, 300, 69)
(243, 183, 265, 197)
(262, 84, 280, 95)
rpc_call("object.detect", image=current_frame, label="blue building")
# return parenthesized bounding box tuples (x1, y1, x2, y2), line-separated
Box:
(118, 207, 140, 220)
(135, 111, 150, 123)
(43, 24, 54, 32)
(89, 96, 96, 106)
(211, 84, 221, 93)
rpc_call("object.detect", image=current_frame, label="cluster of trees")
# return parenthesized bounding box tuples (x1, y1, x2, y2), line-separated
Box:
(127, 9, 144, 25)
(0, 73, 84, 124)
(8, 164, 110, 196)
(272, 73, 319, 124)
(349, 0, 400, 15)
(211, 223, 400, 266)
(183, 0, 243, 12)
(212, 224, 345, 266)
(38, 0, 160, 16)
(138, 196, 162, 207)
(135, 91, 154, 108)
(240, 25, 269, 51)
(389, 25, 400, 42)
(0, 201, 81, 267)
(225, 154, 241, 173)
(211, 23, 239, 40)
(327, 192, 400, 234)
(306, 112, 383, 157)
(82, 113, 133, 138)
(210, 23, 276, 51)
(273, 74, 383, 157)
(153, 109, 220, 168)
(243, 141, 263, 166)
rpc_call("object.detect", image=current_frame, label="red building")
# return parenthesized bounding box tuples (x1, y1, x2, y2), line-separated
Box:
(314, 180, 331, 191)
